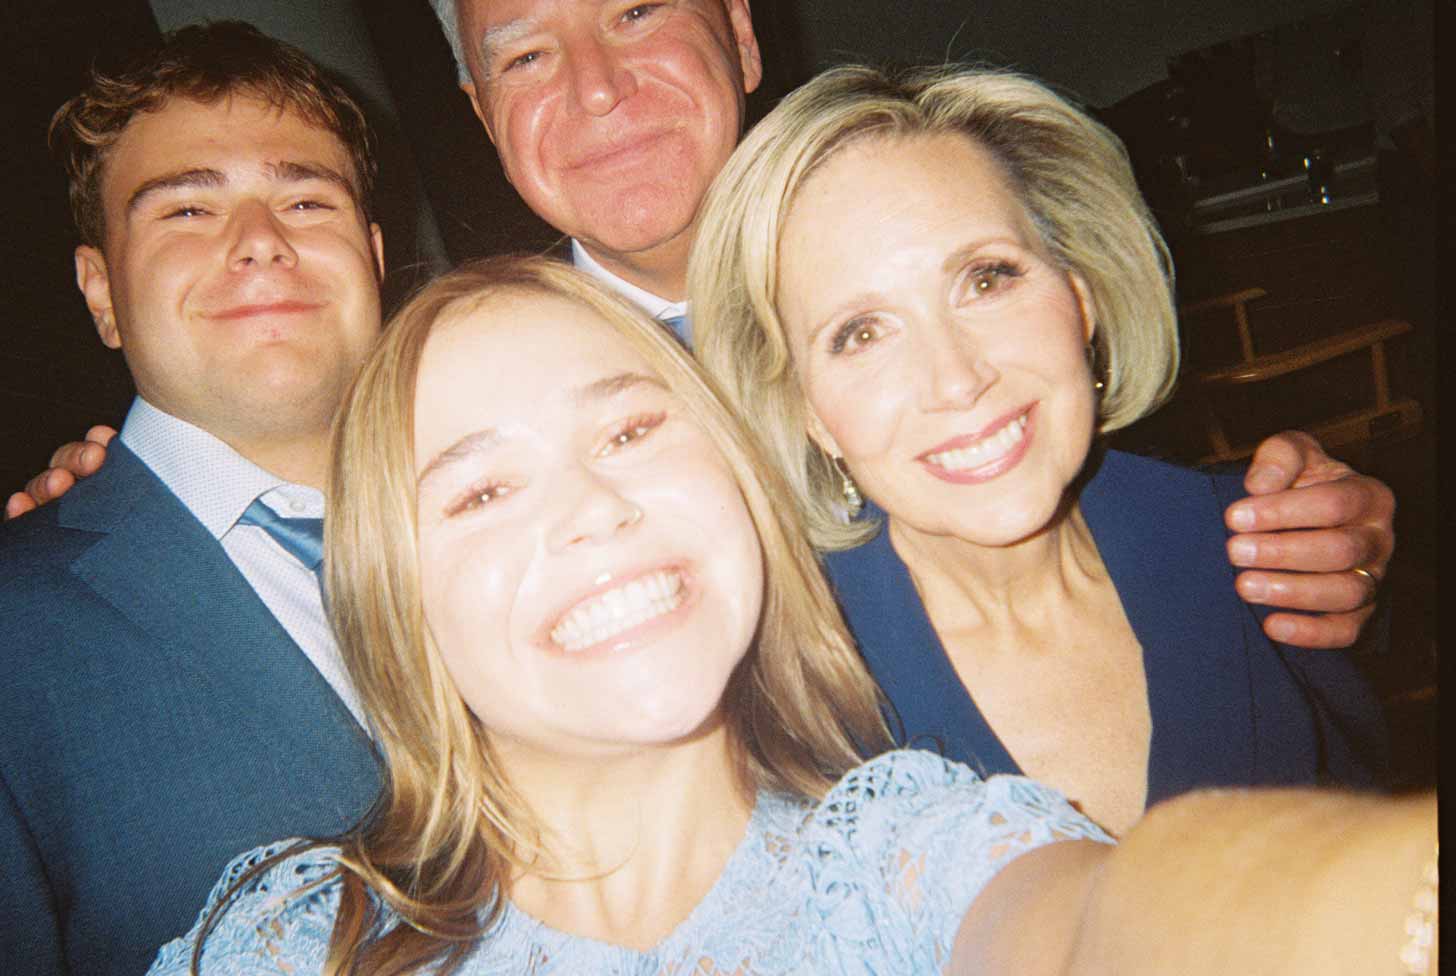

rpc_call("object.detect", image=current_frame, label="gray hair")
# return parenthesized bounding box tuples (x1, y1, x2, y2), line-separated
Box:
(427, 0, 471, 84)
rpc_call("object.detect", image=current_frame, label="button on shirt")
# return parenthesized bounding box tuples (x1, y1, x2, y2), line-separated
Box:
(119, 399, 369, 731)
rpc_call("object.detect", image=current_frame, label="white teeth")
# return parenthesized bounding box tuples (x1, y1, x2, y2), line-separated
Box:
(928, 413, 1028, 471)
(550, 570, 685, 653)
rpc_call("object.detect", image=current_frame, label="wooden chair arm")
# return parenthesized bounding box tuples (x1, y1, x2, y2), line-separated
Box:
(1193, 318, 1413, 387)
(1181, 287, 1269, 317)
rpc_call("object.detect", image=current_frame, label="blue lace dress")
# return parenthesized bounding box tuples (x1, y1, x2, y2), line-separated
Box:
(149, 751, 1111, 975)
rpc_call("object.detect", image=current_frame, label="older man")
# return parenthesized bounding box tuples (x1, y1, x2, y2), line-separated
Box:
(421, 0, 1393, 650)
(11, 8, 1391, 640)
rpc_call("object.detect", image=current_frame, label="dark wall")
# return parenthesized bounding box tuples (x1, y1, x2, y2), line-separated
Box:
(0, 1, 158, 499)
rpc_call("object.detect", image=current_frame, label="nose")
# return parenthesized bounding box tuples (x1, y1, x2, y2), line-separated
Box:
(916, 316, 998, 412)
(568, 38, 637, 117)
(225, 200, 299, 271)
(546, 462, 643, 552)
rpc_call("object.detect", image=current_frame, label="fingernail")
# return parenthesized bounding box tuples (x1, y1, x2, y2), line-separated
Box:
(1266, 617, 1295, 642)
(1228, 505, 1256, 532)
(1229, 538, 1258, 565)
(1240, 575, 1269, 601)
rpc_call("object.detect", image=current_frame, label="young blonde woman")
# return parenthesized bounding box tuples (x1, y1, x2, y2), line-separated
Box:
(147, 257, 1432, 976)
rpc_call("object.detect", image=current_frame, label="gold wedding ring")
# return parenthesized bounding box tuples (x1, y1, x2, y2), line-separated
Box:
(1349, 566, 1379, 587)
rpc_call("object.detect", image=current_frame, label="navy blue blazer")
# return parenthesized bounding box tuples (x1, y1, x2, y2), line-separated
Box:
(824, 449, 1388, 804)
(0, 443, 380, 976)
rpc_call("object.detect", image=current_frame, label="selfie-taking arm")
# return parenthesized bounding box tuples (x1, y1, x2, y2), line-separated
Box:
(952, 786, 1435, 975)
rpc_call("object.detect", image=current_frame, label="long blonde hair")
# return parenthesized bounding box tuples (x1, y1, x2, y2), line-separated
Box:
(317, 255, 889, 972)
(690, 64, 1180, 550)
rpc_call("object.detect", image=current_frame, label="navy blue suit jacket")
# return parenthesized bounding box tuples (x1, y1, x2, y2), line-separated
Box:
(824, 449, 1389, 805)
(0, 443, 380, 976)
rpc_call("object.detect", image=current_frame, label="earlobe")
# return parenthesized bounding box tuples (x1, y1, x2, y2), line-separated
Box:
(75, 246, 121, 349)
(804, 407, 842, 459)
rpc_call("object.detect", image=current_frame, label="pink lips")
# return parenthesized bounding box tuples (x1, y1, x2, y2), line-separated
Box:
(564, 128, 675, 173)
(208, 301, 322, 321)
(916, 403, 1036, 485)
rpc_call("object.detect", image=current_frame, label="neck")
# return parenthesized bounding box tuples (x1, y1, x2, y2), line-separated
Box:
(581, 234, 692, 303)
(222, 430, 331, 488)
(889, 501, 1106, 637)
(500, 719, 753, 948)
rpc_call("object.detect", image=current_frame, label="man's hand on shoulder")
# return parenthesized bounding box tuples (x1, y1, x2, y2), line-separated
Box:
(4, 426, 117, 520)
(1222, 431, 1394, 649)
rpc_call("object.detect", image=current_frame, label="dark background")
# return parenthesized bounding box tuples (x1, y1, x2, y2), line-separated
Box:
(0, 0, 1441, 784)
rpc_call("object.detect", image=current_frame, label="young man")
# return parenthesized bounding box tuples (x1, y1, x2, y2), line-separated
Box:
(0, 24, 385, 975)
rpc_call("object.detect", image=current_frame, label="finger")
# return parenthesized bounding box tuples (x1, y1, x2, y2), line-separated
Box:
(1243, 431, 1320, 495)
(1227, 527, 1381, 574)
(26, 468, 77, 507)
(1234, 568, 1376, 614)
(84, 424, 118, 446)
(4, 492, 37, 521)
(47, 441, 105, 478)
(1261, 607, 1373, 650)
(1225, 478, 1377, 534)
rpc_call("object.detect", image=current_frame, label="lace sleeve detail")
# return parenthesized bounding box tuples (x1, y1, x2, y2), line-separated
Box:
(147, 840, 345, 975)
(802, 749, 1112, 973)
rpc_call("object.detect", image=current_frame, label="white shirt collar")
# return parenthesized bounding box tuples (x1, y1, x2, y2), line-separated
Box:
(119, 397, 323, 540)
(571, 239, 689, 321)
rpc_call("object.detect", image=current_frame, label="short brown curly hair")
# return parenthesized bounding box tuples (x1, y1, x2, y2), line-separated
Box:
(51, 20, 378, 249)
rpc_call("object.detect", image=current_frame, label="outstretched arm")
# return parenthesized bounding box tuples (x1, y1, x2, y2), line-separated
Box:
(953, 786, 1436, 976)
(1223, 430, 1395, 649)
(4, 425, 116, 520)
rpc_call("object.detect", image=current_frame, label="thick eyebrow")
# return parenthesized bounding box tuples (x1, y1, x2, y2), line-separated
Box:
(125, 159, 356, 215)
(126, 167, 225, 214)
(417, 427, 502, 488)
(479, 17, 540, 66)
(266, 159, 357, 196)
(571, 370, 666, 405)
(416, 371, 666, 487)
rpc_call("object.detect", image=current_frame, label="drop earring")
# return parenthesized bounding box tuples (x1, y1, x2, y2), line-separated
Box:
(836, 457, 863, 518)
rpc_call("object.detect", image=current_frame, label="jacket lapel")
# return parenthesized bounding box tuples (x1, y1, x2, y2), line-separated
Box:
(60, 444, 370, 754)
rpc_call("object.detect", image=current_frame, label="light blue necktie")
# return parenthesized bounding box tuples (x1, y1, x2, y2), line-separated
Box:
(237, 498, 325, 582)
(661, 313, 691, 346)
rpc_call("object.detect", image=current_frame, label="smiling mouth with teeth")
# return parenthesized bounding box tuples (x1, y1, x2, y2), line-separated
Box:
(550, 570, 686, 653)
(925, 410, 1031, 472)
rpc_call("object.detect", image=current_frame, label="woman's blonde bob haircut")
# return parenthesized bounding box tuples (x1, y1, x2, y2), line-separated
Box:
(309, 255, 888, 972)
(690, 64, 1180, 550)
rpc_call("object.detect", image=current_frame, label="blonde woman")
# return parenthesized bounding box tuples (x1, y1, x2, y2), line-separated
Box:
(690, 66, 1388, 834)
(144, 257, 1435, 976)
